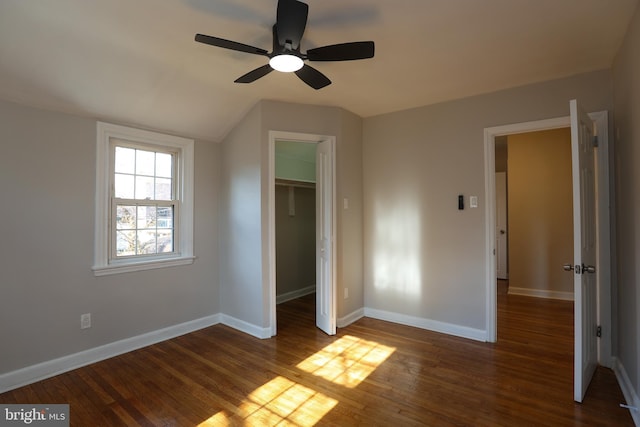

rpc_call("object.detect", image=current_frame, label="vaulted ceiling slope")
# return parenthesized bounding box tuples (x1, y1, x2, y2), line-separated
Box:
(0, 0, 636, 142)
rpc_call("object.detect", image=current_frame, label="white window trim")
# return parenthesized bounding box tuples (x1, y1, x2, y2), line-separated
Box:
(93, 122, 195, 276)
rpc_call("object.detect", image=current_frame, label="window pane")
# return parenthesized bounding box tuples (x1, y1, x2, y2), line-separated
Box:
(155, 178, 172, 200)
(156, 153, 173, 178)
(157, 230, 173, 253)
(136, 149, 155, 176)
(116, 205, 136, 230)
(115, 147, 135, 174)
(135, 176, 154, 199)
(137, 206, 156, 229)
(116, 230, 136, 256)
(115, 174, 135, 199)
(137, 230, 157, 254)
(157, 207, 173, 229)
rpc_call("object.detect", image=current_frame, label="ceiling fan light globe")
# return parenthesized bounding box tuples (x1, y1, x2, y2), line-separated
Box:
(269, 54, 304, 72)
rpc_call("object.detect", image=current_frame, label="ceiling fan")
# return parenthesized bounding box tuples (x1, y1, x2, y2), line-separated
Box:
(195, 0, 375, 90)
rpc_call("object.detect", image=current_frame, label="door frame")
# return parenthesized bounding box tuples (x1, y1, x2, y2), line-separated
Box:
(267, 130, 337, 337)
(483, 112, 611, 367)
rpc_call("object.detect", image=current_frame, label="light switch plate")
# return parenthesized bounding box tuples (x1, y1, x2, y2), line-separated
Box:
(470, 196, 478, 208)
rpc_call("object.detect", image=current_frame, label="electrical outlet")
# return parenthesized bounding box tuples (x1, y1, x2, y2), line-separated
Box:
(80, 313, 91, 329)
(344, 288, 349, 299)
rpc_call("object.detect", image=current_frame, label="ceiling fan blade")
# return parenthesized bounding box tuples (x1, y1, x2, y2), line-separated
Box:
(195, 34, 269, 56)
(307, 41, 375, 61)
(295, 64, 331, 90)
(276, 0, 308, 49)
(234, 64, 274, 84)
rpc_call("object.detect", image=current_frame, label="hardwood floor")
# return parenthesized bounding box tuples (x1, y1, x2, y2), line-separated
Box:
(0, 292, 633, 426)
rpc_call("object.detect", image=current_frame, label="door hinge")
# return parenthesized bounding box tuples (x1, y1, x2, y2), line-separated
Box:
(596, 325, 602, 338)
(593, 136, 599, 148)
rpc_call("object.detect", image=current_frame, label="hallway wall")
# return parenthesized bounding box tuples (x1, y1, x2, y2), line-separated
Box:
(507, 128, 574, 299)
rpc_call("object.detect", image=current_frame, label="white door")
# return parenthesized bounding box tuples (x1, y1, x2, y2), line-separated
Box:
(570, 99, 598, 403)
(496, 172, 508, 280)
(315, 139, 336, 335)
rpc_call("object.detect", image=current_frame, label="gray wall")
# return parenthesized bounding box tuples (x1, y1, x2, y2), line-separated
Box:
(612, 1, 640, 408)
(0, 99, 220, 375)
(362, 70, 613, 332)
(219, 103, 265, 327)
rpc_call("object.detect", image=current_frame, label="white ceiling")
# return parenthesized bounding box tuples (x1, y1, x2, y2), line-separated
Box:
(0, 0, 636, 142)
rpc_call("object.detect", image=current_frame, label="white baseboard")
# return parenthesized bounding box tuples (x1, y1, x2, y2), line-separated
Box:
(276, 285, 316, 305)
(363, 308, 486, 342)
(0, 313, 222, 394)
(338, 308, 364, 328)
(612, 357, 640, 426)
(508, 287, 574, 301)
(220, 314, 272, 339)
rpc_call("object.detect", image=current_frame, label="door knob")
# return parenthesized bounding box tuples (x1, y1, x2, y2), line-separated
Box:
(563, 264, 574, 271)
(582, 264, 596, 274)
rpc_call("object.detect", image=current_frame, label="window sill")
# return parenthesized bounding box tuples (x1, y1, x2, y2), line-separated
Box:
(92, 256, 195, 277)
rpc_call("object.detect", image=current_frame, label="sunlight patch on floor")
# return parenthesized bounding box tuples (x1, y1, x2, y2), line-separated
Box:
(198, 376, 337, 427)
(296, 335, 396, 388)
(198, 336, 394, 426)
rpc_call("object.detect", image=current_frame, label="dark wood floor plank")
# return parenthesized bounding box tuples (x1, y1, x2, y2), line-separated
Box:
(0, 291, 633, 426)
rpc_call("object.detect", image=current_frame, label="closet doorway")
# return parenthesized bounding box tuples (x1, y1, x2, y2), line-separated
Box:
(268, 131, 337, 337)
(274, 141, 317, 308)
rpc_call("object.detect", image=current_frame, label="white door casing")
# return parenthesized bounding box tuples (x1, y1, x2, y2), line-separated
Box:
(570, 99, 598, 403)
(495, 172, 508, 280)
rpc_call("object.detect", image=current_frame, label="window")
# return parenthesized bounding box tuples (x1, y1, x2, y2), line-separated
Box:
(93, 122, 194, 276)
(113, 145, 176, 258)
